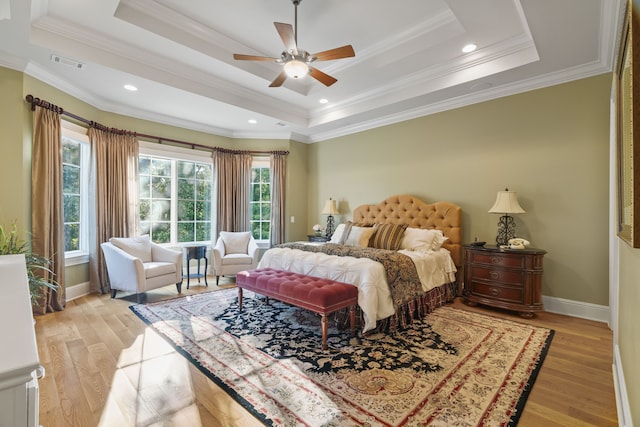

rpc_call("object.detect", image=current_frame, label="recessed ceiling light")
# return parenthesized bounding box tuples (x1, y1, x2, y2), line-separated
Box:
(248, 119, 257, 124)
(462, 44, 477, 53)
(124, 84, 138, 91)
(319, 98, 329, 104)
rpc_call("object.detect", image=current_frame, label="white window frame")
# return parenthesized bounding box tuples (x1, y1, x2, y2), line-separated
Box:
(250, 157, 271, 247)
(61, 120, 90, 266)
(138, 141, 214, 247)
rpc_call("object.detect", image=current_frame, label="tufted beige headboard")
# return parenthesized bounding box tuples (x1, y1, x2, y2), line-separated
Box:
(352, 194, 463, 267)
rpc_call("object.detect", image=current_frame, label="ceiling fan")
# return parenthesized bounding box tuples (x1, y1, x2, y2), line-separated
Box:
(233, 0, 355, 88)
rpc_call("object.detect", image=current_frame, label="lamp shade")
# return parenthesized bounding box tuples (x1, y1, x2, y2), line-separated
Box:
(488, 189, 525, 214)
(321, 198, 339, 215)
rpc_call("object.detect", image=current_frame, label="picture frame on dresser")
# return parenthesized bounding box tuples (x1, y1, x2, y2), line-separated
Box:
(616, 0, 640, 248)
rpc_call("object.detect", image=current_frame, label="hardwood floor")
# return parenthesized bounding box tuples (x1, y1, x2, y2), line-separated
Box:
(34, 278, 618, 426)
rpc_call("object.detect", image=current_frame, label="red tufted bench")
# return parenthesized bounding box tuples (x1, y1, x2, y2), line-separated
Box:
(236, 268, 358, 350)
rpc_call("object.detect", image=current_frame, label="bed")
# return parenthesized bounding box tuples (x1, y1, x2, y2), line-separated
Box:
(257, 194, 462, 333)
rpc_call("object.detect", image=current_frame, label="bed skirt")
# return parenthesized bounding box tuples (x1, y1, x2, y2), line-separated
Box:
(338, 281, 459, 334)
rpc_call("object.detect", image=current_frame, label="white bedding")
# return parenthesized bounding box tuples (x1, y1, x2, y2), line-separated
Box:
(257, 244, 457, 332)
(399, 248, 457, 292)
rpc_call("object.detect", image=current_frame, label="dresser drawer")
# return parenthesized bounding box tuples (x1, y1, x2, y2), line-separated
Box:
(469, 265, 524, 285)
(469, 281, 524, 305)
(468, 251, 525, 269)
(463, 244, 546, 318)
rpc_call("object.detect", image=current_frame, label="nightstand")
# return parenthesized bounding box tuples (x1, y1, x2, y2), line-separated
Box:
(307, 234, 330, 243)
(463, 244, 546, 318)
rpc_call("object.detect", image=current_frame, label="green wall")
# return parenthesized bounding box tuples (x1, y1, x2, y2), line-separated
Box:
(0, 69, 30, 233)
(310, 73, 611, 306)
(619, 242, 640, 423)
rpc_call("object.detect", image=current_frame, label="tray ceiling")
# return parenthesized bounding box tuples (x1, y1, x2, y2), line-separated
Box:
(0, 0, 624, 142)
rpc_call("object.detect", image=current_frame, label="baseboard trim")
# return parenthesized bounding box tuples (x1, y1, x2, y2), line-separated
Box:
(66, 281, 91, 301)
(542, 295, 609, 324)
(613, 344, 633, 427)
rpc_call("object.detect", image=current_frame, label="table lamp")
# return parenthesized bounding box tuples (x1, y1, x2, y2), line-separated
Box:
(321, 198, 339, 238)
(488, 188, 525, 246)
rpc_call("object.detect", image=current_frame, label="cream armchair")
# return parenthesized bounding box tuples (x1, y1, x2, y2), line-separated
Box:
(101, 235, 183, 303)
(212, 231, 259, 285)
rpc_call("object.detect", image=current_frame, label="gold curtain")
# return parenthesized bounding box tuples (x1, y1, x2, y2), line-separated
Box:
(88, 127, 138, 294)
(214, 150, 253, 234)
(269, 152, 287, 246)
(31, 107, 65, 314)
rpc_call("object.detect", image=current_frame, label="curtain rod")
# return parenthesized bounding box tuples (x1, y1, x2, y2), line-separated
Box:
(24, 95, 289, 156)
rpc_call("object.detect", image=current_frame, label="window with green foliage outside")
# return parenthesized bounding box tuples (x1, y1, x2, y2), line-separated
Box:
(61, 120, 90, 264)
(139, 155, 212, 244)
(62, 136, 82, 252)
(251, 163, 271, 241)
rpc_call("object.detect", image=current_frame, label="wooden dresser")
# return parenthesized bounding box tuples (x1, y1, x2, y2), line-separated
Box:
(463, 244, 546, 318)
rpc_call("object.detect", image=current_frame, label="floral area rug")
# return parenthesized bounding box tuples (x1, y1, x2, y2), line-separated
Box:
(130, 288, 553, 426)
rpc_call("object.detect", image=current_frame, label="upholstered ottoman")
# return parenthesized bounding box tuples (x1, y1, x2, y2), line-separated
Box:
(236, 268, 358, 350)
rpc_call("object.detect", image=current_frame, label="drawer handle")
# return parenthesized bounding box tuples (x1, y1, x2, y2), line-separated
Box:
(491, 257, 503, 265)
(489, 271, 500, 280)
(490, 287, 500, 296)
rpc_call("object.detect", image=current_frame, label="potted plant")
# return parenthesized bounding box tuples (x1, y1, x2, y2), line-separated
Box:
(312, 224, 324, 236)
(0, 222, 59, 306)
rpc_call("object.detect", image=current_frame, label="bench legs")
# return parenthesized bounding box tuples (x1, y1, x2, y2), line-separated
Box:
(349, 305, 356, 338)
(237, 286, 357, 351)
(322, 305, 356, 350)
(321, 314, 328, 350)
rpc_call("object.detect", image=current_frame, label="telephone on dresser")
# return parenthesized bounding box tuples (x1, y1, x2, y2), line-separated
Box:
(508, 238, 530, 249)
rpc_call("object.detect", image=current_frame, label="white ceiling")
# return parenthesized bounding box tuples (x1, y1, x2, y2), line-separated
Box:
(0, 0, 625, 143)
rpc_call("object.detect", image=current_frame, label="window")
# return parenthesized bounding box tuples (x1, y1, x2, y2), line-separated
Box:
(250, 158, 271, 241)
(61, 121, 90, 265)
(138, 143, 213, 244)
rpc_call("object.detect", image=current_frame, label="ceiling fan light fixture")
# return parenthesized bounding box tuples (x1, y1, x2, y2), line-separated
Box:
(284, 59, 309, 79)
(233, 0, 354, 87)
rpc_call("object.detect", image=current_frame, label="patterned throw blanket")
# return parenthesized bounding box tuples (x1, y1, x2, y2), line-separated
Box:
(277, 242, 425, 312)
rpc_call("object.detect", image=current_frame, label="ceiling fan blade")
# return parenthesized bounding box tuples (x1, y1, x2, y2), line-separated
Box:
(269, 70, 288, 87)
(308, 67, 337, 87)
(274, 22, 297, 52)
(312, 45, 355, 61)
(233, 53, 277, 61)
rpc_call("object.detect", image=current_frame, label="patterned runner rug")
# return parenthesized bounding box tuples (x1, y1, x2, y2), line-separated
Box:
(130, 288, 553, 426)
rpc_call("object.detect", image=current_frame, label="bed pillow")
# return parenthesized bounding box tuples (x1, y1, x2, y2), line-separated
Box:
(369, 223, 407, 250)
(329, 223, 347, 244)
(400, 228, 439, 251)
(431, 230, 449, 251)
(344, 226, 376, 248)
(220, 231, 251, 254)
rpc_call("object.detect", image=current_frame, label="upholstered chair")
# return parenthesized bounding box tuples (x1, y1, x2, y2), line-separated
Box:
(211, 231, 260, 285)
(101, 235, 183, 303)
